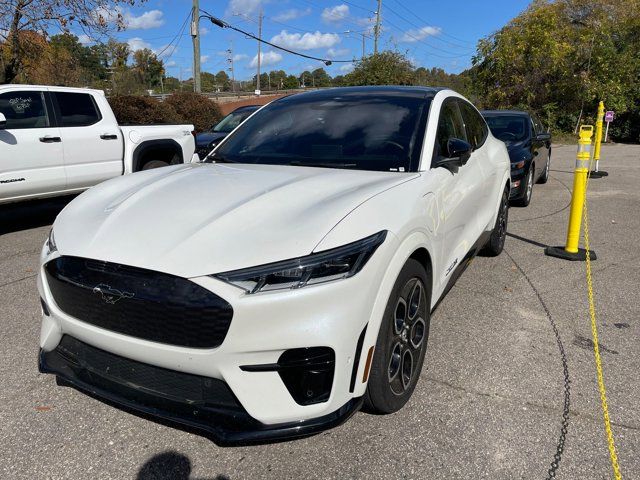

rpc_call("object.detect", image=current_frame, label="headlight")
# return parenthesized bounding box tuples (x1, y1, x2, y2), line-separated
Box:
(46, 228, 57, 254)
(512, 160, 525, 169)
(214, 231, 387, 293)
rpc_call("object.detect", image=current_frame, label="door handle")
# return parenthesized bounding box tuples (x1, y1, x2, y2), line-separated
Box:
(39, 136, 61, 143)
(100, 134, 118, 140)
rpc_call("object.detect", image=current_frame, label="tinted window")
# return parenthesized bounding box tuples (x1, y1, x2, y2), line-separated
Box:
(212, 93, 430, 172)
(54, 92, 101, 127)
(213, 108, 257, 133)
(484, 115, 530, 142)
(531, 115, 544, 134)
(433, 99, 467, 161)
(459, 101, 488, 150)
(0, 91, 49, 129)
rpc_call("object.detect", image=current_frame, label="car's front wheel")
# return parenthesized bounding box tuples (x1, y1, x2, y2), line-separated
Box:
(482, 188, 509, 257)
(364, 258, 431, 414)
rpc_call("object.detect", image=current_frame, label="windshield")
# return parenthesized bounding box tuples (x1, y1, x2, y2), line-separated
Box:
(210, 92, 431, 172)
(212, 108, 257, 133)
(484, 115, 530, 142)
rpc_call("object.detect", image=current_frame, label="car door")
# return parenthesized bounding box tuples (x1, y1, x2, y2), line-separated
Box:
(430, 98, 487, 290)
(531, 114, 550, 179)
(51, 91, 123, 189)
(458, 99, 495, 231)
(0, 89, 65, 202)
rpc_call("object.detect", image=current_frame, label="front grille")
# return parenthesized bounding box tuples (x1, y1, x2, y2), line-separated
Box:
(45, 256, 233, 349)
(53, 335, 242, 408)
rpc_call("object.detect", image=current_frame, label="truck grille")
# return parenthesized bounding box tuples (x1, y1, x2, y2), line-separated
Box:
(45, 256, 233, 349)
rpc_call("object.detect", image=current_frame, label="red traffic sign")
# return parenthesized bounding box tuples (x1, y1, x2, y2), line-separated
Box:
(605, 111, 615, 122)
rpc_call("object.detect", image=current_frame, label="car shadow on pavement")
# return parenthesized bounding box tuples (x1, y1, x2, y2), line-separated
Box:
(0, 194, 77, 235)
(137, 451, 230, 480)
(506, 232, 550, 250)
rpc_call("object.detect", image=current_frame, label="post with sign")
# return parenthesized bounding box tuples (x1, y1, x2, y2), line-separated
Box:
(604, 110, 614, 142)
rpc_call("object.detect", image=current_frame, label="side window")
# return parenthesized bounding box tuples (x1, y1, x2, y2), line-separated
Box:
(54, 92, 101, 127)
(459, 100, 488, 150)
(433, 99, 467, 161)
(0, 91, 50, 129)
(532, 115, 544, 134)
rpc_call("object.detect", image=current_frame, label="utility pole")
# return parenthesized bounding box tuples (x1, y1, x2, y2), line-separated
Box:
(227, 41, 236, 93)
(256, 9, 263, 95)
(191, 0, 201, 92)
(361, 33, 366, 58)
(374, 0, 382, 55)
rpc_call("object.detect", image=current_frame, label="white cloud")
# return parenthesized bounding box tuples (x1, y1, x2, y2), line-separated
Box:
(233, 53, 248, 62)
(400, 26, 441, 43)
(273, 8, 311, 22)
(270, 30, 341, 50)
(327, 47, 349, 58)
(201, 55, 210, 63)
(127, 37, 152, 52)
(126, 10, 164, 30)
(78, 34, 93, 45)
(165, 60, 177, 67)
(200, 26, 209, 35)
(249, 50, 282, 68)
(226, 0, 263, 16)
(339, 63, 355, 73)
(322, 5, 349, 23)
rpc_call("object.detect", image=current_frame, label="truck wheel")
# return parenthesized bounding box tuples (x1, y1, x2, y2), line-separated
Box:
(364, 258, 431, 414)
(141, 160, 169, 170)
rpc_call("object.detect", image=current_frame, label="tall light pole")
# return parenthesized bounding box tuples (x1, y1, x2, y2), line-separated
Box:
(227, 42, 235, 93)
(191, 0, 201, 92)
(374, 0, 382, 55)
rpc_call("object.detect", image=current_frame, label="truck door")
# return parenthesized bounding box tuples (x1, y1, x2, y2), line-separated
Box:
(0, 89, 65, 202)
(51, 91, 123, 189)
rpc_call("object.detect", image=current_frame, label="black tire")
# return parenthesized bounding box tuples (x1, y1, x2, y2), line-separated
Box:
(513, 165, 534, 207)
(538, 150, 551, 184)
(141, 160, 170, 170)
(364, 258, 431, 414)
(482, 188, 509, 257)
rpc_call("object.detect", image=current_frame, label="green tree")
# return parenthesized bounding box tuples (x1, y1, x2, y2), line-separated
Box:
(344, 51, 415, 86)
(311, 68, 332, 87)
(133, 48, 165, 90)
(283, 74, 299, 89)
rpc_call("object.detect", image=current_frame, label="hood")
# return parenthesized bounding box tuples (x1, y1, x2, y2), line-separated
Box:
(54, 163, 418, 278)
(195, 132, 227, 147)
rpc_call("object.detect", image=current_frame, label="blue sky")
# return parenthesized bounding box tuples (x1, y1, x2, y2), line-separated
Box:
(83, 0, 532, 80)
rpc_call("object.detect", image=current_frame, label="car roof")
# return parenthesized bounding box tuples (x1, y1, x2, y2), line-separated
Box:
(481, 109, 531, 117)
(278, 85, 448, 102)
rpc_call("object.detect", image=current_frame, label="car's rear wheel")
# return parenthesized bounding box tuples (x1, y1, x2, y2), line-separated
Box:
(364, 258, 431, 414)
(482, 188, 509, 257)
(538, 151, 551, 184)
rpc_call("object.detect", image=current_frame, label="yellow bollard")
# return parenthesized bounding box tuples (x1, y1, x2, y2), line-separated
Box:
(591, 101, 609, 178)
(545, 125, 597, 261)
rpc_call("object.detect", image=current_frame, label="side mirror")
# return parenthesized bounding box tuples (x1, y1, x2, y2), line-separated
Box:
(0, 112, 6, 130)
(536, 132, 551, 142)
(436, 138, 472, 169)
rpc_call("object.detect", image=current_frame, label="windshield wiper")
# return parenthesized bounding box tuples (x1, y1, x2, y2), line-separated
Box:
(207, 154, 236, 164)
(288, 161, 357, 169)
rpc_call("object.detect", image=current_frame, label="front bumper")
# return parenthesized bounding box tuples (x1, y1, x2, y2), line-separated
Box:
(509, 168, 527, 199)
(39, 336, 362, 445)
(37, 233, 397, 436)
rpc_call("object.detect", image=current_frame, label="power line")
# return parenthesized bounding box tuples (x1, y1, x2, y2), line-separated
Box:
(200, 10, 353, 65)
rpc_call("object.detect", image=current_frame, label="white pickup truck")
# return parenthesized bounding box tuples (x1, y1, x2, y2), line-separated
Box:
(0, 85, 198, 205)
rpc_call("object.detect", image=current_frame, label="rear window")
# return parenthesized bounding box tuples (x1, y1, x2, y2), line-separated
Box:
(54, 92, 101, 127)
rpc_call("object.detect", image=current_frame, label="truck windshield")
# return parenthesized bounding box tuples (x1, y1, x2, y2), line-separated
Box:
(210, 92, 431, 172)
(212, 108, 258, 133)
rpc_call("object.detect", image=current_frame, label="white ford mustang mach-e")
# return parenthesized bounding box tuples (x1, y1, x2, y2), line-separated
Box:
(38, 87, 510, 444)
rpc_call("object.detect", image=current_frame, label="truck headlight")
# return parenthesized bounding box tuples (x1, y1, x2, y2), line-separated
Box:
(214, 231, 387, 293)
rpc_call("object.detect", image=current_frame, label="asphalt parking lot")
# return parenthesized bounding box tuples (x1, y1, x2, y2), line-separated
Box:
(1, 144, 638, 479)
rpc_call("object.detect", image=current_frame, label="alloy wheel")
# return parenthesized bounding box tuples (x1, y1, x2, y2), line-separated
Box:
(526, 169, 533, 202)
(388, 278, 427, 395)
